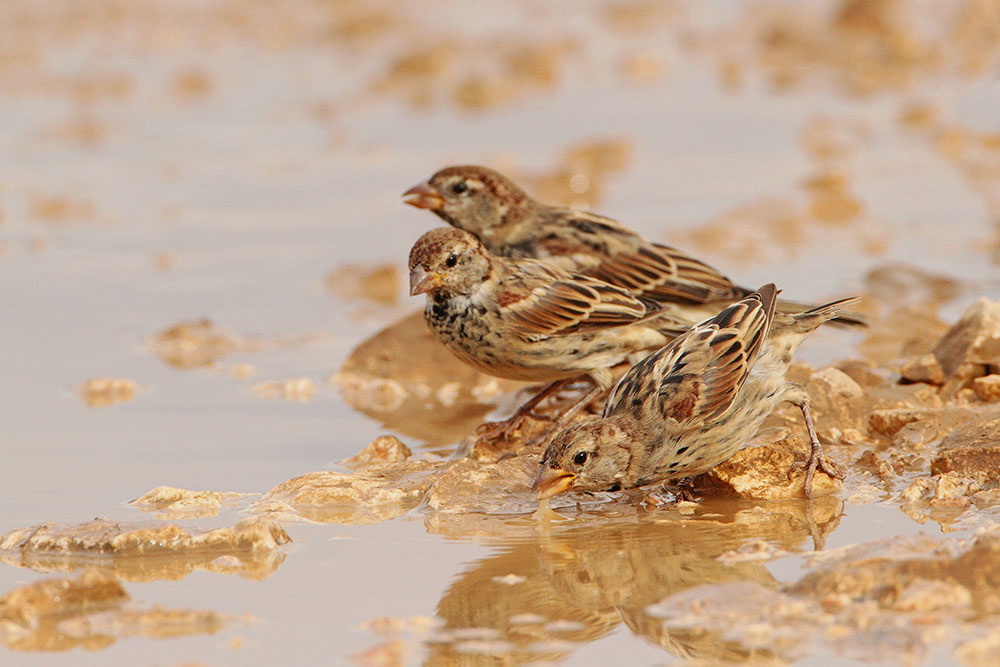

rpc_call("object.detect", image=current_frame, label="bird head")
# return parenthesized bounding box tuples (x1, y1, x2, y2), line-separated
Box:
(407, 227, 493, 297)
(402, 165, 531, 240)
(534, 418, 631, 499)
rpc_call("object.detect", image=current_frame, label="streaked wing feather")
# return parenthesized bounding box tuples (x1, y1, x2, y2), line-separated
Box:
(605, 284, 778, 422)
(503, 274, 653, 337)
(589, 243, 741, 304)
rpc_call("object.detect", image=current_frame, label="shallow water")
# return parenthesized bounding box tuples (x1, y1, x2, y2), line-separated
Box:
(3, 0, 1000, 664)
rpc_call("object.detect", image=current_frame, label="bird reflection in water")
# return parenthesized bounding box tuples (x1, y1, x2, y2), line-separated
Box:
(418, 496, 841, 664)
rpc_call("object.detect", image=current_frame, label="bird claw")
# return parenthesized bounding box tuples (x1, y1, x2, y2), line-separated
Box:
(672, 477, 697, 503)
(791, 454, 845, 498)
(475, 417, 520, 441)
(470, 416, 528, 462)
(675, 487, 697, 503)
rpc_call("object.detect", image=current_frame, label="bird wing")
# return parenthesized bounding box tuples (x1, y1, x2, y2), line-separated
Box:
(533, 210, 742, 304)
(589, 242, 743, 304)
(605, 284, 778, 422)
(499, 263, 656, 337)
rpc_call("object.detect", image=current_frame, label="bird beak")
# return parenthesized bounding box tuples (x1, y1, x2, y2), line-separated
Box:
(532, 467, 577, 500)
(409, 265, 441, 295)
(402, 182, 445, 210)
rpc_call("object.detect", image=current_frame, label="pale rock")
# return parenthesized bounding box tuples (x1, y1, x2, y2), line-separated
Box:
(343, 435, 413, 468)
(973, 374, 1000, 402)
(933, 297, 1000, 377)
(899, 353, 945, 385)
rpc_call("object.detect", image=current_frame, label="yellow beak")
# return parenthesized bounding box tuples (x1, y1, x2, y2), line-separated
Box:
(409, 265, 442, 295)
(402, 182, 445, 210)
(532, 467, 577, 500)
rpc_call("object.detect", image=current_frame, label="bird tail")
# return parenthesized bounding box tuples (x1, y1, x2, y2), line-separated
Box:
(774, 296, 867, 327)
(784, 295, 863, 334)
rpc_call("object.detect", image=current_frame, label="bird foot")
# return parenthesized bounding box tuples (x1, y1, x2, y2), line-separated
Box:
(475, 415, 524, 442)
(674, 487, 697, 503)
(672, 477, 698, 503)
(791, 454, 844, 498)
(470, 417, 528, 462)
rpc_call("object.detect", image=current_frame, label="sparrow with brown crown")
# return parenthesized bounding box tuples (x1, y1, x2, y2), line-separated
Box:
(533, 284, 854, 500)
(408, 227, 693, 439)
(403, 165, 866, 326)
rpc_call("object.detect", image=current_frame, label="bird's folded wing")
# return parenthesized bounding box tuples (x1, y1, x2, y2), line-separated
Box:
(605, 285, 777, 422)
(501, 275, 653, 337)
(588, 242, 742, 304)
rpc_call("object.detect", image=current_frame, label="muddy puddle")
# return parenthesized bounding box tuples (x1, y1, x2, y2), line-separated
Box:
(3, 0, 1000, 664)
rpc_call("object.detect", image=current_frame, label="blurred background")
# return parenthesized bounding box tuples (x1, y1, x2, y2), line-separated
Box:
(2, 0, 999, 663)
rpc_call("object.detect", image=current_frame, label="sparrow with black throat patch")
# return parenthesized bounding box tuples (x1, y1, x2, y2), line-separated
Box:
(408, 227, 693, 441)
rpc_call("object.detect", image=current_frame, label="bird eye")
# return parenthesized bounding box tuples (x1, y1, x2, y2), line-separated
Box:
(573, 451, 589, 466)
(444, 253, 458, 268)
(450, 181, 468, 195)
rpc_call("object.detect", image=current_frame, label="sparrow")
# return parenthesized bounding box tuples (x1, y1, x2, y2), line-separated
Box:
(408, 227, 692, 436)
(533, 284, 856, 500)
(403, 165, 866, 326)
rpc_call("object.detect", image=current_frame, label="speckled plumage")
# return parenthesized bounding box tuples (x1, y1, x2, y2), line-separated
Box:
(534, 284, 855, 500)
(408, 227, 691, 387)
(403, 165, 866, 326)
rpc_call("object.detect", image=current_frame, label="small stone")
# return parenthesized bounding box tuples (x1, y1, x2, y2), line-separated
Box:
(931, 413, 1000, 480)
(148, 319, 248, 369)
(973, 488, 1000, 506)
(892, 420, 939, 447)
(836, 359, 890, 389)
(901, 477, 934, 502)
(808, 367, 865, 399)
(343, 435, 412, 468)
(900, 353, 945, 385)
(877, 461, 896, 480)
(868, 409, 926, 436)
(973, 375, 1000, 402)
(78, 377, 138, 408)
(856, 450, 879, 468)
(933, 297, 1000, 377)
(128, 486, 245, 518)
(260, 462, 441, 524)
(806, 368, 869, 433)
(935, 473, 971, 500)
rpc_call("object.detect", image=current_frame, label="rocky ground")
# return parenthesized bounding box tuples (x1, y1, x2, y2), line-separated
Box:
(5, 286, 1000, 662)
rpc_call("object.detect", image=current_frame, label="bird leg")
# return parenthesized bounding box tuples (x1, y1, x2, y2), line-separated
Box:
(533, 365, 614, 442)
(547, 383, 602, 426)
(673, 477, 697, 503)
(644, 478, 696, 504)
(532, 382, 607, 447)
(790, 399, 844, 498)
(475, 378, 572, 442)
